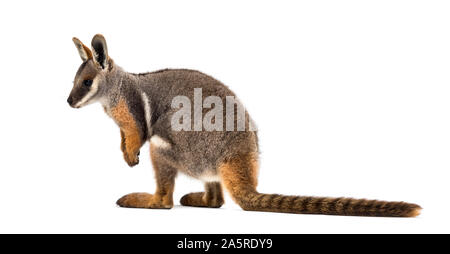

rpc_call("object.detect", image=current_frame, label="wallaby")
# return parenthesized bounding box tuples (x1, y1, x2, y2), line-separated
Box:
(67, 34, 421, 217)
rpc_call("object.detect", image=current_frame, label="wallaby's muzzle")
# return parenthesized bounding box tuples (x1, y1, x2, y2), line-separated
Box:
(67, 96, 74, 107)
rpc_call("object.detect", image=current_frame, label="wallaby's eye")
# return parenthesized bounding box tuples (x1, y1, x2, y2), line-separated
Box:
(83, 79, 93, 87)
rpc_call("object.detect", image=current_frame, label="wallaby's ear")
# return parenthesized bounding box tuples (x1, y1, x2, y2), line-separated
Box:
(91, 34, 109, 69)
(72, 37, 93, 62)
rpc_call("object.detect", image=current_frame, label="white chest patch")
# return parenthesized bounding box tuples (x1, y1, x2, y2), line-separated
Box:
(150, 135, 171, 149)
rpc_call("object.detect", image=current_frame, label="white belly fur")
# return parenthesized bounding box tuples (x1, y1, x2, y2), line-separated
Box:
(198, 172, 221, 182)
(150, 135, 221, 182)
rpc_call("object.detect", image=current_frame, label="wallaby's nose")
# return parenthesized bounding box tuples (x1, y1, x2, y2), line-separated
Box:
(67, 96, 73, 106)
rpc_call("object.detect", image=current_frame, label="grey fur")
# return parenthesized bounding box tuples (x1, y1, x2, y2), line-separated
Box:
(68, 36, 258, 180)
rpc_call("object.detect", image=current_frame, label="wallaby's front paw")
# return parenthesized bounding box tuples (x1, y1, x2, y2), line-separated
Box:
(123, 151, 139, 167)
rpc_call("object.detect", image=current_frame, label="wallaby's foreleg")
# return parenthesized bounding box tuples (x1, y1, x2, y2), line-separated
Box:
(120, 128, 141, 167)
(120, 130, 126, 153)
(111, 99, 142, 167)
(180, 182, 224, 208)
(116, 146, 177, 209)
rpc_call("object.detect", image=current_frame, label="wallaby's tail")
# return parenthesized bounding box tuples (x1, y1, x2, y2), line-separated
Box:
(220, 153, 421, 217)
(228, 186, 421, 217)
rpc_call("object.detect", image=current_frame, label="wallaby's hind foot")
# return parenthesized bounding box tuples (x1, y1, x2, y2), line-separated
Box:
(180, 182, 224, 208)
(116, 192, 173, 209)
(117, 146, 177, 209)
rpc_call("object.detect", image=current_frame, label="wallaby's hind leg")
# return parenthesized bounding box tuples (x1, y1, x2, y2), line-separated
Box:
(180, 182, 224, 208)
(219, 153, 259, 211)
(116, 146, 177, 209)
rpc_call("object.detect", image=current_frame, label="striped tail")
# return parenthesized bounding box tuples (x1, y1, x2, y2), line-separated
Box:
(219, 153, 421, 217)
(230, 186, 421, 217)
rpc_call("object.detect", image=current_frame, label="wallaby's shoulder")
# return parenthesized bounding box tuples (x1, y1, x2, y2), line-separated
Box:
(104, 77, 150, 141)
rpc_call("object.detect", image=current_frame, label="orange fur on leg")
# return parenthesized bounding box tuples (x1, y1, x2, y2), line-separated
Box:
(110, 99, 142, 167)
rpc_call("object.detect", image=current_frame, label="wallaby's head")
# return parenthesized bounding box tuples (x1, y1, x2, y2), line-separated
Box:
(67, 34, 114, 108)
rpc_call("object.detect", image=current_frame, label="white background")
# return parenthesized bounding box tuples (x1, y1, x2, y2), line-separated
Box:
(0, 0, 448, 233)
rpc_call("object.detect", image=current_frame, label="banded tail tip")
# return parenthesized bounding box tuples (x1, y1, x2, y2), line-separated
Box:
(406, 204, 422, 217)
